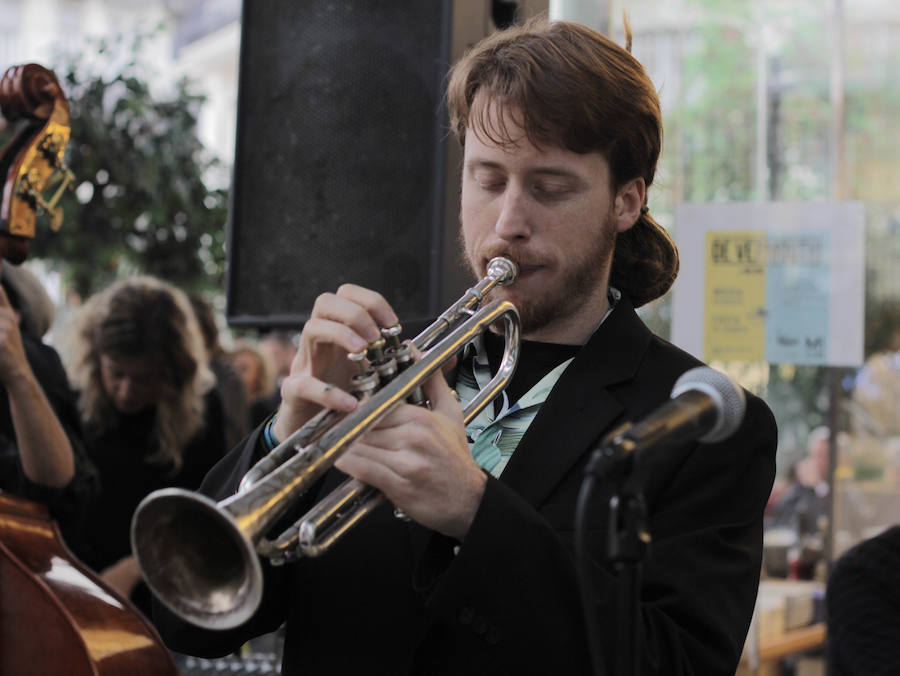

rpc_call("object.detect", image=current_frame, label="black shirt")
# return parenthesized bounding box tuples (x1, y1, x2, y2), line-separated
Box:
(483, 330, 580, 406)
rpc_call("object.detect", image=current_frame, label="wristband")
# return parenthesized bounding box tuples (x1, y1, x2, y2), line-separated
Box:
(262, 413, 280, 450)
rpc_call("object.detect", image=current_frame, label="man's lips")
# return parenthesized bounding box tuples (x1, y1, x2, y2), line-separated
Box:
(482, 257, 546, 280)
(515, 263, 544, 277)
(498, 263, 545, 282)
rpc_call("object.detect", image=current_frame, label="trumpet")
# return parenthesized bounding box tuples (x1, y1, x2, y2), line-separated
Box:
(130, 257, 520, 630)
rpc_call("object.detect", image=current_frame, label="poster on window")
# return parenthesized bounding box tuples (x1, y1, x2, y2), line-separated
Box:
(670, 202, 864, 367)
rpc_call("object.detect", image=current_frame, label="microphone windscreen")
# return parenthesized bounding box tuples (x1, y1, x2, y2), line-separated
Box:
(671, 367, 746, 443)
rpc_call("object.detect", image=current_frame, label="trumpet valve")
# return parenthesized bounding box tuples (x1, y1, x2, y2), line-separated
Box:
(350, 372, 379, 399)
(368, 333, 399, 383)
(384, 324, 415, 371)
(382, 324, 403, 350)
(348, 350, 379, 398)
(367, 336, 387, 363)
(386, 343, 412, 370)
(348, 350, 369, 375)
(373, 357, 398, 383)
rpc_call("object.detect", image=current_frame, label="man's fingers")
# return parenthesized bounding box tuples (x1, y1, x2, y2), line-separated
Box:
(309, 295, 382, 348)
(354, 415, 435, 451)
(0, 283, 11, 310)
(400, 343, 462, 421)
(282, 374, 358, 413)
(441, 354, 458, 375)
(334, 444, 407, 492)
(310, 286, 398, 348)
(274, 373, 359, 441)
(335, 284, 399, 330)
(302, 316, 371, 356)
(420, 366, 463, 422)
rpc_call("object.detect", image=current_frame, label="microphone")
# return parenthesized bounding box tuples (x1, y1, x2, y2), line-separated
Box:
(603, 366, 747, 458)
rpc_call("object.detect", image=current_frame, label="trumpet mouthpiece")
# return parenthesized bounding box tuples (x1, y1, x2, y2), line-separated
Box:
(487, 257, 518, 286)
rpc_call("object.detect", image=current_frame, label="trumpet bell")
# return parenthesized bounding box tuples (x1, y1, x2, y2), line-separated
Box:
(130, 488, 263, 630)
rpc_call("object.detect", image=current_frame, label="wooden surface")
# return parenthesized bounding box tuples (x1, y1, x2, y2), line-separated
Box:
(739, 622, 827, 676)
(0, 492, 178, 675)
(758, 622, 826, 661)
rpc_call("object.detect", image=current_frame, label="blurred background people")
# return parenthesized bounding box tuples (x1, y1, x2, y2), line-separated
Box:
(190, 294, 250, 450)
(65, 276, 228, 615)
(766, 426, 832, 579)
(851, 306, 900, 439)
(233, 329, 297, 428)
(0, 263, 98, 545)
(769, 426, 831, 537)
(228, 339, 275, 428)
(258, 329, 297, 389)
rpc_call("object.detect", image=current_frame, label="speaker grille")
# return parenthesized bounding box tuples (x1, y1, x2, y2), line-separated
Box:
(227, 0, 452, 327)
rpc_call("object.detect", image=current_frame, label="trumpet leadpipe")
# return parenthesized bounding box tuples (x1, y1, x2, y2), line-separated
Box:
(238, 256, 517, 493)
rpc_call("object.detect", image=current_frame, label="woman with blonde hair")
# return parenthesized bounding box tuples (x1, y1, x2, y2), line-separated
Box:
(229, 339, 275, 403)
(67, 276, 227, 613)
(228, 339, 278, 427)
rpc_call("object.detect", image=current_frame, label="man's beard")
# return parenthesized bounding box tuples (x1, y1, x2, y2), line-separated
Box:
(463, 211, 618, 336)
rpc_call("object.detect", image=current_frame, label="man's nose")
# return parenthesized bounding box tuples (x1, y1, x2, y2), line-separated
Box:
(494, 184, 531, 240)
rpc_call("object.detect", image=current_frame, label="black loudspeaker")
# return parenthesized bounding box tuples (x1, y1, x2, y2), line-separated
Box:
(226, 0, 546, 328)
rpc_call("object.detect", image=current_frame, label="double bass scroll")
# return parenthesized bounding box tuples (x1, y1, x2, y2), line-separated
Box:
(0, 63, 74, 263)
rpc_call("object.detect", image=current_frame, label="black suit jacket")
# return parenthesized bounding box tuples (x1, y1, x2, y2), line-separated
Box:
(155, 297, 777, 675)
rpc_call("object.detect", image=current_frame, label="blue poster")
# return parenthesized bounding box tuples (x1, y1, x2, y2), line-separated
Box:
(764, 231, 830, 364)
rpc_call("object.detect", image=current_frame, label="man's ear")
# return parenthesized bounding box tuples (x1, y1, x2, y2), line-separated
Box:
(612, 177, 646, 233)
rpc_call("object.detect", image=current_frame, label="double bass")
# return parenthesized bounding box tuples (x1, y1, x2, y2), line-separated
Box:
(0, 63, 178, 675)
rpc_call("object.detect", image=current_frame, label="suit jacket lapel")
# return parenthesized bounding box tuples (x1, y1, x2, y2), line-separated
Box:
(408, 299, 653, 558)
(499, 298, 653, 508)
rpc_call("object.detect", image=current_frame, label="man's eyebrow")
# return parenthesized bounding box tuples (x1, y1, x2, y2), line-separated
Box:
(529, 167, 583, 179)
(466, 159, 582, 180)
(466, 159, 504, 171)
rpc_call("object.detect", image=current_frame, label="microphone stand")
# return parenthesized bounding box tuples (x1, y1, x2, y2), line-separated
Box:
(576, 423, 650, 676)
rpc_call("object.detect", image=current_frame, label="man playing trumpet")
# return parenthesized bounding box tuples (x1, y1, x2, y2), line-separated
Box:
(157, 18, 777, 675)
